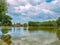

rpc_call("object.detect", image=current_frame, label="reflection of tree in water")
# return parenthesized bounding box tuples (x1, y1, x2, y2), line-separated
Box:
(24, 27, 27, 30)
(1, 34, 12, 45)
(1, 29, 10, 34)
(1, 28, 12, 45)
(28, 27, 57, 33)
(56, 30, 60, 40)
(1, 27, 11, 34)
(28, 27, 60, 40)
(16, 27, 20, 30)
(13, 27, 21, 32)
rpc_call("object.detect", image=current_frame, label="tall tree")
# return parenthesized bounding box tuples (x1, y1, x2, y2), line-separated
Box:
(0, 0, 12, 26)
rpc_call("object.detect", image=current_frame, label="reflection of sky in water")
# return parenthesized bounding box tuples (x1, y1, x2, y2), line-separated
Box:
(0, 31, 2, 37)
(0, 27, 2, 37)
(8, 27, 58, 44)
(8, 27, 30, 37)
(0, 27, 59, 45)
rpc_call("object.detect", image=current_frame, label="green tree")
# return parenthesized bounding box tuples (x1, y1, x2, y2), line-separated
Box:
(0, 0, 12, 26)
(23, 23, 27, 27)
(2, 15, 12, 26)
(56, 17, 60, 27)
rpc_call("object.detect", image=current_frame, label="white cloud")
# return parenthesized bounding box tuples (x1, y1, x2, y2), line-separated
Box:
(13, 3, 32, 13)
(52, 0, 58, 4)
(42, 9, 55, 15)
(7, 0, 60, 23)
(7, 0, 18, 5)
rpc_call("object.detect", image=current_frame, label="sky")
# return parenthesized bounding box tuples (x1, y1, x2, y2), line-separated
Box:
(6, 0, 60, 24)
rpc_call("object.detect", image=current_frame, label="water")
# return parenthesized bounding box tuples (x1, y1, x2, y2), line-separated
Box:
(0, 27, 60, 45)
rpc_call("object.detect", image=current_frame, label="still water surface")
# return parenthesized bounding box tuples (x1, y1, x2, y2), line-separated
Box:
(0, 27, 60, 45)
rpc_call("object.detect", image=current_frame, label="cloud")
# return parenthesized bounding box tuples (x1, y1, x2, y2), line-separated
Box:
(7, 0, 60, 23)
(7, 0, 18, 6)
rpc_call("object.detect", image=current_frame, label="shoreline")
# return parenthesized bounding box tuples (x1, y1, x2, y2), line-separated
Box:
(0, 39, 7, 45)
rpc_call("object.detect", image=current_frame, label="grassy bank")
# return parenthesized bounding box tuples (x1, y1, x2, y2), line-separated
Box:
(28, 26, 60, 31)
(0, 39, 7, 45)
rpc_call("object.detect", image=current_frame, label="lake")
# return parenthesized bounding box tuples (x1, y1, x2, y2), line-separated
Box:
(0, 27, 60, 45)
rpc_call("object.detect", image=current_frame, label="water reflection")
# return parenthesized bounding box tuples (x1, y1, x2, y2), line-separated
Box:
(1, 34, 12, 45)
(56, 31, 60, 40)
(1, 27, 12, 34)
(24, 27, 27, 30)
(0, 27, 60, 45)
(0, 27, 12, 45)
(28, 27, 60, 40)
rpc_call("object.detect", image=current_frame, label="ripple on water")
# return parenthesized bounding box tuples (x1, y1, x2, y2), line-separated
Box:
(11, 35, 58, 45)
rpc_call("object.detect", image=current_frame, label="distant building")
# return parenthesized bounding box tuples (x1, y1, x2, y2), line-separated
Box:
(13, 23, 23, 27)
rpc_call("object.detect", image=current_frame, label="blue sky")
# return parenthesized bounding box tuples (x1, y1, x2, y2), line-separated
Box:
(6, 0, 60, 24)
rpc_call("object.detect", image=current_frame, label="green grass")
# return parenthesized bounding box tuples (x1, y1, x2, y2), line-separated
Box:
(0, 42, 3, 45)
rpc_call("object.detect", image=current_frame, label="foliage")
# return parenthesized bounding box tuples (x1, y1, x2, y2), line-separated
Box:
(56, 17, 60, 27)
(23, 23, 27, 27)
(28, 18, 59, 27)
(28, 21, 40, 27)
(0, 0, 12, 26)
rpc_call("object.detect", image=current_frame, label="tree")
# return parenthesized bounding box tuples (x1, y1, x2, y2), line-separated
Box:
(0, 0, 12, 26)
(56, 17, 60, 27)
(2, 15, 12, 26)
(23, 23, 27, 27)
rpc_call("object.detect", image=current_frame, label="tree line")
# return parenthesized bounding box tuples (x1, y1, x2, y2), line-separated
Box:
(28, 17, 60, 27)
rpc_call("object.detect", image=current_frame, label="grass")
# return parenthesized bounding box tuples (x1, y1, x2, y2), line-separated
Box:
(0, 42, 3, 45)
